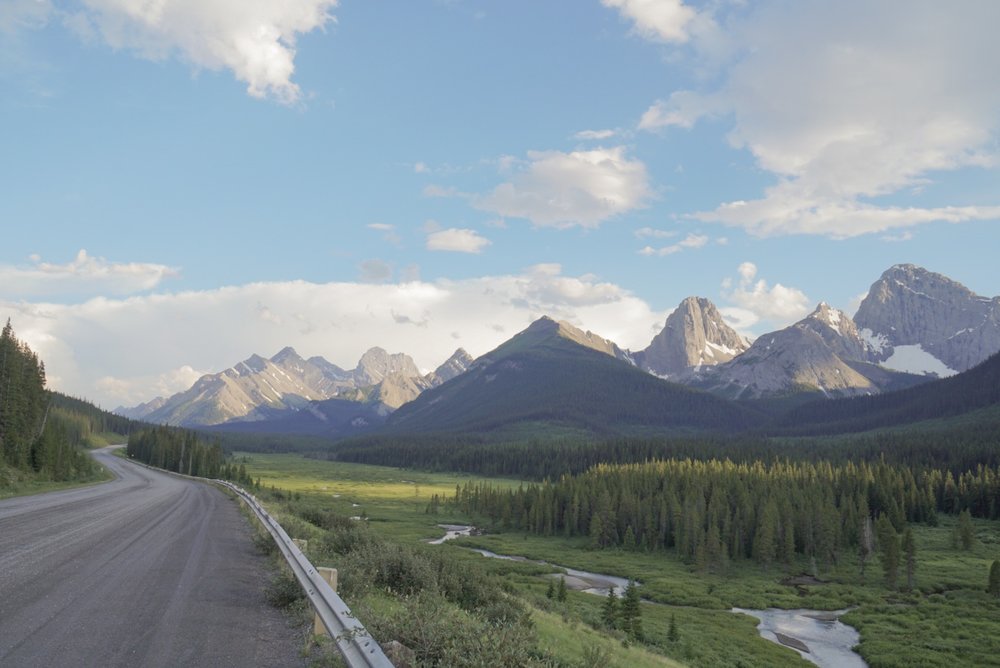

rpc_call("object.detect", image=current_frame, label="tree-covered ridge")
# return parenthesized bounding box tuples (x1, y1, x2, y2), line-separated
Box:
(451, 458, 1000, 570)
(333, 425, 1000, 482)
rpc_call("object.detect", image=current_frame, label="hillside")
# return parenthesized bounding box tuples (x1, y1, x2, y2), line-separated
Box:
(772, 350, 1000, 435)
(206, 397, 387, 437)
(384, 317, 766, 437)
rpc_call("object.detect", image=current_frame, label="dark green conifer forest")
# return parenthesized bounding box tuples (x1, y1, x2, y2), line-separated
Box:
(0, 320, 106, 482)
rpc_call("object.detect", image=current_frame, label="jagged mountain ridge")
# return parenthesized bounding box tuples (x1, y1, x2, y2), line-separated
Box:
(122, 264, 1000, 432)
(126, 345, 470, 427)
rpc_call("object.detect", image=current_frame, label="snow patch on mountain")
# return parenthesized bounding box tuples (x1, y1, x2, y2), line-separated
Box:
(881, 345, 957, 378)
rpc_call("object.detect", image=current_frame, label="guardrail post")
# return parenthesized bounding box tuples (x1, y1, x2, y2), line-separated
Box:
(314, 567, 338, 636)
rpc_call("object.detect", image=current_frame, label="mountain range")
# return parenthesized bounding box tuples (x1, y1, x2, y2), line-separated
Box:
(119, 264, 1000, 438)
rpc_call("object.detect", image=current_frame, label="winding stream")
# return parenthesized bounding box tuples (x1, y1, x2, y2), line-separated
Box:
(429, 524, 868, 667)
(732, 608, 867, 667)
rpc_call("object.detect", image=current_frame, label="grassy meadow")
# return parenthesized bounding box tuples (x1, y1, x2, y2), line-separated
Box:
(237, 452, 1000, 668)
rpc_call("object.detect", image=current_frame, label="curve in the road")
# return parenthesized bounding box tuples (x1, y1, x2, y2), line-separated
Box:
(0, 447, 305, 668)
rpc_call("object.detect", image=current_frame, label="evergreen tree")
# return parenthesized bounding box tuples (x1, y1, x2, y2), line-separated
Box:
(958, 509, 975, 550)
(753, 499, 779, 568)
(668, 613, 679, 643)
(902, 527, 916, 592)
(556, 576, 567, 603)
(621, 580, 643, 641)
(601, 588, 618, 629)
(859, 515, 875, 581)
(876, 514, 900, 590)
(988, 560, 1000, 598)
(546, 579, 555, 600)
(623, 525, 637, 551)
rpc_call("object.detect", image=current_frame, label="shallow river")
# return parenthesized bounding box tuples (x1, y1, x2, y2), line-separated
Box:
(732, 607, 867, 668)
(429, 524, 867, 667)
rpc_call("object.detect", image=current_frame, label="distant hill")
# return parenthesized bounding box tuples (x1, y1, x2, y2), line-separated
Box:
(206, 397, 387, 437)
(771, 350, 1000, 436)
(384, 317, 766, 438)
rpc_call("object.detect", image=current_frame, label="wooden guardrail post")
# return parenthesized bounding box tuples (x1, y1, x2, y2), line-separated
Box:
(314, 567, 338, 636)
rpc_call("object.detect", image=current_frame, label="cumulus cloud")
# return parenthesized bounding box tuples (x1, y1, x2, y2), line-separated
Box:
(601, 0, 696, 43)
(642, 1, 1000, 237)
(474, 147, 652, 228)
(4, 267, 669, 407)
(64, 0, 338, 104)
(0, 249, 178, 300)
(720, 262, 811, 329)
(638, 232, 708, 256)
(426, 228, 491, 254)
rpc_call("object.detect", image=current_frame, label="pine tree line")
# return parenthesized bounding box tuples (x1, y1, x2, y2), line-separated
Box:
(126, 427, 224, 478)
(451, 458, 1000, 569)
(0, 320, 102, 481)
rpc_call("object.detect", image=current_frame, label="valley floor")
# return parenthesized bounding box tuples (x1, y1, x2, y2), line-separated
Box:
(237, 453, 1000, 668)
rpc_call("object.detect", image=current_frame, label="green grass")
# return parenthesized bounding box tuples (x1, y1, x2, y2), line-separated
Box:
(239, 453, 1000, 668)
(0, 460, 114, 500)
(530, 606, 684, 667)
(233, 453, 524, 543)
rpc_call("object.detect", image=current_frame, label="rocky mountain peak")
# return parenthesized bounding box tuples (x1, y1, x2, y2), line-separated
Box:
(355, 347, 421, 387)
(855, 264, 1000, 374)
(554, 319, 631, 362)
(431, 348, 474, 385)
(798, 302, 872, 363)
(640, 296, 749, 376)
(270, 346, 304, 366)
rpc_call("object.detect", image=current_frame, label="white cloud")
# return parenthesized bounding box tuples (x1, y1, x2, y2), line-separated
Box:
(720, 262, 811, 329)
(639, 90, 717, 130)
(474, 147, 652, 229)
(634, 227, 676, 239)
(0, 249, 178, 299)
(601, 0, 696, 44)
(644, 1, 1000, 237)
(413, 162, 428, 173)
(573, 128, 618, 140)
(65, 0, 338, 104)
(0, 0, 53, 33)
(638, 232, 708, 256)
(426, 228, 491, 254)
(4, 267, 669, 407)
(367, 222, 401, 245)
(95, 365, 207, 408)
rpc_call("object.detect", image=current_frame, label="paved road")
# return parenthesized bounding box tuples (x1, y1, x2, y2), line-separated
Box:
(0, 448, 305, 668)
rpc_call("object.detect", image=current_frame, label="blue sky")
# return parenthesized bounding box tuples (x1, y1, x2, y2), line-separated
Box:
(1, 0, 998, 407)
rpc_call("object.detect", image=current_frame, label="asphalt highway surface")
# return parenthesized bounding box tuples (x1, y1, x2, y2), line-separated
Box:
(0, 447, 305, 667)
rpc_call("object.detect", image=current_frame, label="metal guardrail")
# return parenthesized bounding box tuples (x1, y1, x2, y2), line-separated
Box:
(214, 480, 394, 668)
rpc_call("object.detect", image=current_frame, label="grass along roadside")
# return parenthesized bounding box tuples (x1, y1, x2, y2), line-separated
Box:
(0, 458, 115, 501)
